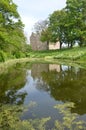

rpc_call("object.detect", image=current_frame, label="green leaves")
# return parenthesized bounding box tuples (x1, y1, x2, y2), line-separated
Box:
(65, 0, 86, 46)
(0, 0, 26, 59)
(49, 10, 66, 48)
(0, 0, 19, 19)
(41, 0, 86, 49)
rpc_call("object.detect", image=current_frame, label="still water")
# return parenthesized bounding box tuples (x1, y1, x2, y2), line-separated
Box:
(0, 62, 86, 129)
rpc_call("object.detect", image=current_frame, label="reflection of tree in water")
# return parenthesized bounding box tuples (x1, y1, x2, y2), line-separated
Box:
(33, 64, 86, 115)
(0, 63, 27, 105)
(34, 78, 50, 92)
(4, 88, 27, 105)
(31, 63, 49, 79)
(31, 63, 50, 91)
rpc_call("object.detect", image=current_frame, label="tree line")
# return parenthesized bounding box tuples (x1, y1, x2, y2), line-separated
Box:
(0, 0, 86, 62)
(34, 0, 86, 49)
(0, 0, 30, 61)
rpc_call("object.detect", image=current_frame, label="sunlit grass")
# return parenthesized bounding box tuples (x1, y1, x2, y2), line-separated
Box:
(0, 58, 30, 74)
(0, 46, 86, 74)
(27, 46, 86, 62)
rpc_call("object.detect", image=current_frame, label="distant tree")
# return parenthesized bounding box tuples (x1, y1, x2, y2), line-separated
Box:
(33, 0, 86, 50)
(65, 0, 86, 47)
(49, 10, 66, 49)
(34, 20, 48, 34)
(40, 27, 52, 50)
(47, 0, 86, 49)
(34, 19, 51, 50)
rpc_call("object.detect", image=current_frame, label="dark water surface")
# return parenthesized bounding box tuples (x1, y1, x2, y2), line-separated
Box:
(0, 62, 86, 128)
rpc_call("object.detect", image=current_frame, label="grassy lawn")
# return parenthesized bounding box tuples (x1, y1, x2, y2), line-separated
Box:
(27, 46, 86, 62)
(0, 46, 86, 71)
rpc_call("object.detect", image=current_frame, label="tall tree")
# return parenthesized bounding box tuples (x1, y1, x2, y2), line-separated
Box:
(40, 27, 52, 50)
(65, 0, 86, 46)
(49, 10, 66, 49)
(33, 0, 86, 50)
(34, 19, 51, 50)
(34, 20, 48, 34)
(0, 0, 26, 53)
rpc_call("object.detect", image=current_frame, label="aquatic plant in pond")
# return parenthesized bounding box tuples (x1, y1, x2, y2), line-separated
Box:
(0, 102, 50, 130)
(0, 102, 86, 130)
(0, 62, 86, 129)
(53, 102, 86, 130)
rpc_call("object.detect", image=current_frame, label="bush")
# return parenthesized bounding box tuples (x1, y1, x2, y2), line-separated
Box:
(13, 51, 26, 58)
(0, 51, 7, 62)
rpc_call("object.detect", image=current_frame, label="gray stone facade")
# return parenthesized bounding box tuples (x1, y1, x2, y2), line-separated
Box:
(30, 33, 48, 51)
(30, 32, 60, 51)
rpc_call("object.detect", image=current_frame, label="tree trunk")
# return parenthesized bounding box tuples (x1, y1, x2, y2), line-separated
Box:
(60, 42, 62, 49)
(70, 43, 73, 48)
(79, 37, 83, 47)
(47, 41, 49, 50)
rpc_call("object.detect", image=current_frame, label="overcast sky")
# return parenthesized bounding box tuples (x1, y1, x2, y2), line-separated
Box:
(13, 0, 66, 42)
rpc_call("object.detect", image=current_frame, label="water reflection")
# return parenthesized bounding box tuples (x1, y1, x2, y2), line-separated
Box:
(0, 63, 27, 104)
(31, 63, 86, 115)
(0, 62, 86, 117)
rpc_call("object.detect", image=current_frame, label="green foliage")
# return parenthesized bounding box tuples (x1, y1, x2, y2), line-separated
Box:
(49, 9, 66, 49)
(24, 44, 32, 57)
(39, 0, 86, 48)
(27, 46, 86, 62)
(0, 50, 7, 62)
(0, 0, 27, 61)
(65, 0, 86, 47)
(13, 51, 26, 58)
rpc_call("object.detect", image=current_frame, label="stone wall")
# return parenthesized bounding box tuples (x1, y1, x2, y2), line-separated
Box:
(30, 32, 60, 51)
(30, 33, 48, 51)
(49, 42, 60, 50)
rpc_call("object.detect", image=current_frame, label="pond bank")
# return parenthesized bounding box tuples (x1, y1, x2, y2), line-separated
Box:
(27, 46, 86, 63)
(0, 47, 86, 71)
(0, 57, 86, 75)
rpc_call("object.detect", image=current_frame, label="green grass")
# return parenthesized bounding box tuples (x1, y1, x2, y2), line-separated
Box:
(27, 46, 86, 62)
(0, 46, 86, 71)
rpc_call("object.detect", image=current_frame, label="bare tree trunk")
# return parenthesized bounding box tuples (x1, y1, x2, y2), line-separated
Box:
(79, 37, 83, 47)
(47, 41, 49, 50)
(60, 42, 62, 49)
(70, 43, 73, 48)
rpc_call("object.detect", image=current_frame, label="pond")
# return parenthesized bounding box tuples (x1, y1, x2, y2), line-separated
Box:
(0, 62, 86, 129)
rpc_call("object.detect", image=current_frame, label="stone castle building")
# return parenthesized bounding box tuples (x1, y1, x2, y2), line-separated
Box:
(30, 33, 48, 51)
(30, 32, 60, 51)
